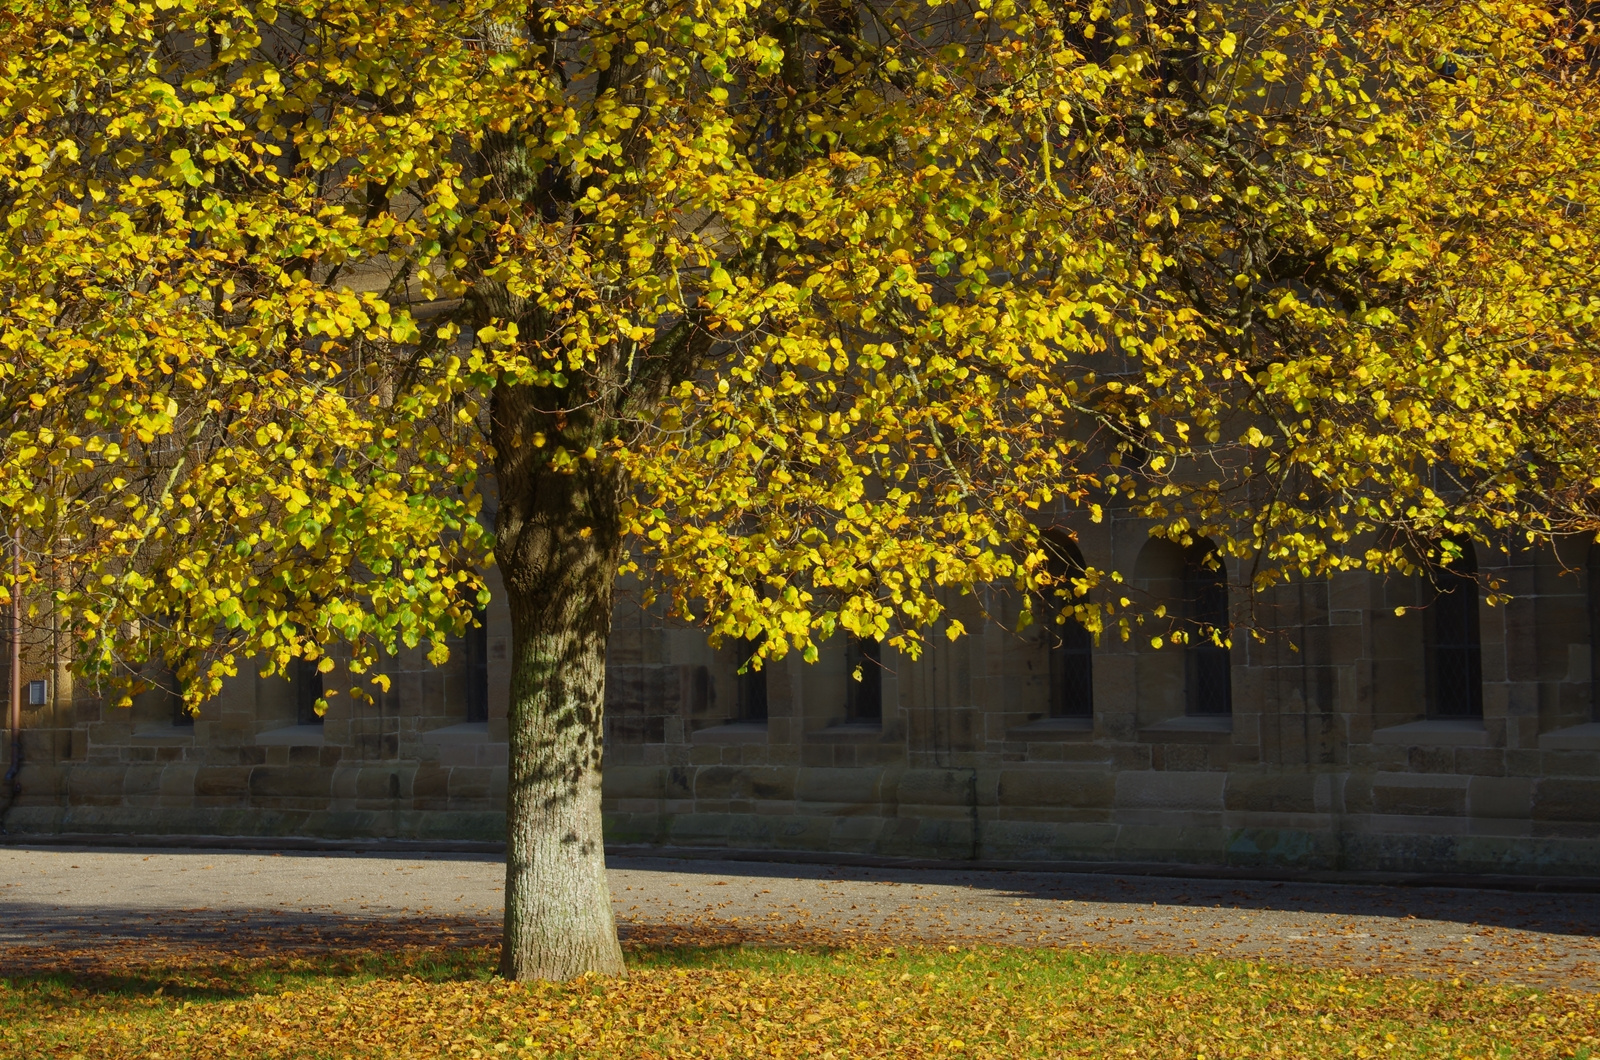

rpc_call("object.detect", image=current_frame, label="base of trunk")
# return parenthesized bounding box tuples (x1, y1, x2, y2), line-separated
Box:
(500, 760, 624, 980)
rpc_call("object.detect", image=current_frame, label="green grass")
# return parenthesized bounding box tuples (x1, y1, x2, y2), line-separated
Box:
(2, 942, 1595, 1058)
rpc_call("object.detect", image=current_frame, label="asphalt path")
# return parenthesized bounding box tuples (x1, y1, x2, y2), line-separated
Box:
(2, 847, 1598, 989)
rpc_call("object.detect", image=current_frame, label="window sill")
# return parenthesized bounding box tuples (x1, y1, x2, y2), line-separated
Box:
(1007, 717, 1093, 741)
(810, 721, 883, 742)
(1538, 722, 1600, 751)
(420, 722, 490, 745)
(255, 724, 326, 747)
(690, 721, 770, 745)
(1370, 718, 1487, 747)
(1142, 715, 1232, 737)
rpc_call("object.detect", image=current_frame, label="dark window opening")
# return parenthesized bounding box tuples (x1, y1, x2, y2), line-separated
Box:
(845, 637, 882, 722)
(1183, 543, 1232, 716)
(1049, 619, 1094, 718)
(295, 657, 325, 726)
(465, 609, 489, 724)
(735, 636, 768, 722)
(1429, 543, 1483, 718)
(170, 675, 193, 727)
(1042, 533, 1093, 718)
(1591, 542, 1600, 720)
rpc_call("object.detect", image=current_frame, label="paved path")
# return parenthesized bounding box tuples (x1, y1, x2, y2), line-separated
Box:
(3, 847, 1598, 989)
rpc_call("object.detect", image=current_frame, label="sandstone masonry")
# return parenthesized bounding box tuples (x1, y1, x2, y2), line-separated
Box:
(4, 517, 1599, 879)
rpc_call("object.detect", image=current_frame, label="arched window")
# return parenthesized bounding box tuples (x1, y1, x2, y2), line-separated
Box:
(1183, 543, 1231, 716)
(734, 636, 768, 722)
(845, 636, 882, 722)
(1042, 534, 1093, 718)
(1429, 543, 1482, 718)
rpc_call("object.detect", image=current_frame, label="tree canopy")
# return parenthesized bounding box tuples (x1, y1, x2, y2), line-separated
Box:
(3, 0, 1597, 977)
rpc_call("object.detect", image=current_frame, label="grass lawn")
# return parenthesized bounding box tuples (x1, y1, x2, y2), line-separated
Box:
(2, 942, 1596, 1059)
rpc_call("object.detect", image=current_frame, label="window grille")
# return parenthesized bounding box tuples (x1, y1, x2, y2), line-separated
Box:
(1183, 544, 1232, 716)
(1429, 544, 1483, 718)
(1048, 618, 1094, 718)
(845, 637, 882, 721)
(734, 636, 768, 722)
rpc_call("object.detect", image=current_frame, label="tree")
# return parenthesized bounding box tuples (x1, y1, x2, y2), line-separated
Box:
(2, 0, 1596, 979)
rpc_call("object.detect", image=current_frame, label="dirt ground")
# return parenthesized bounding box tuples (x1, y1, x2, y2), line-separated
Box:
(3, 847, 1598, 989)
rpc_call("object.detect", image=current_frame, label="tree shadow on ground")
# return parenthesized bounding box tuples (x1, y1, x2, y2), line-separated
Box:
(0, 930, 499, 1010)
(609, 855, 1600, 939)
(0, 909, 499, 980)
(1, 929, 870, 1015)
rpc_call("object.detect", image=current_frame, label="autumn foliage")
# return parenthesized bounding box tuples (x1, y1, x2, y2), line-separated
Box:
(2, 0, 1598, 976)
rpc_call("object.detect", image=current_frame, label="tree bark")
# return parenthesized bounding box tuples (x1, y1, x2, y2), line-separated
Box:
(492, 380, 626, 981)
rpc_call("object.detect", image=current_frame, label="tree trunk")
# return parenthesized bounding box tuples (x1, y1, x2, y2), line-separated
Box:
(493, 383, 626, 981)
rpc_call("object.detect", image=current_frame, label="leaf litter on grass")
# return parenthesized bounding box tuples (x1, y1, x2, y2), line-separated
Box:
(3, 939, 1598, 1060)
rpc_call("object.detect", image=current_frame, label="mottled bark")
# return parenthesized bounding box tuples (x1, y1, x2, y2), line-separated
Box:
(471, 18, 704, 976)
(492, 380, 625, 981)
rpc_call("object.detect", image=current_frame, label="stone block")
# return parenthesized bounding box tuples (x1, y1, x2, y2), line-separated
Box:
(449, 767, 490, 800)
(896, 769, 977, 808)
(12, 762, 64, 800)
(194, 766, 251, 798)
(1371, 772, 1468, 817)
(1114, 822, 1228, 860)
(1158, 745, 1211, 772)
(604, 811, 667, 845)
(249, 766, 331, 799)
(410, 765, 449, 805)
(1407, 746, 1459, 773)
(1108, 744, 1153, 770)
(1223, 773, 1317, 814)
(1225, 827, 1329, 867)
(1453, 748, 1507, 777)
(1114, 770, 1226, 811)
(666, 812, 739, 846)
(349, 767, 400, 800)
(438, 746, 480, 768)
(1467, 776, 1533, 819)
(997, 769, 1113, 810)
(694, 765, 748, 800)
(604, 766, 664, 801)
(158, 763, 199, 797)
(67, 766, 125, 803)
(746, 767, 795, 802)
(796, 767, 880, 805)
(122, 765, 163, 799)
(1533, 779, 1600, 823)
(664, 766, 694, 800)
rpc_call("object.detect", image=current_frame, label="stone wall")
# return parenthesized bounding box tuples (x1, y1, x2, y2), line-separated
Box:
(5, 526, 1600, 880)
(0, 577, 518, 843)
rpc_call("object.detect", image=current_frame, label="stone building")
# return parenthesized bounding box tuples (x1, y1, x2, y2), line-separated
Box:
(4, 512, 1600, 880)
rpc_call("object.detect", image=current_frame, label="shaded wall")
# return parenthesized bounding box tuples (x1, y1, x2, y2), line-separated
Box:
(5, 523, 1600, 878)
